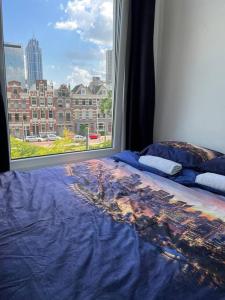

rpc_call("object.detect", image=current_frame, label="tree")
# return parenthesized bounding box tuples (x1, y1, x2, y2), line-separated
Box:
(100, 91, 112, 116)
(99, 91, 112, 138)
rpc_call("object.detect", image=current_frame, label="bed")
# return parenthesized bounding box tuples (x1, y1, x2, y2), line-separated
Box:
(1, 157, 225, 299)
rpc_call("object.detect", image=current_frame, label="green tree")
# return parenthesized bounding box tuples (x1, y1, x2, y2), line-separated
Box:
(100, 91, 112, 116)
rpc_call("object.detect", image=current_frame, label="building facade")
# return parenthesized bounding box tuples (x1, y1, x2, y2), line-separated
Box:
(4, 43, 26, 87)
(25, 38, 43, 88)
(55, 84, 73, 136)
(7, 78, 112, 139)
(29, 80, 57, 136)
(7, 81, 30, 138)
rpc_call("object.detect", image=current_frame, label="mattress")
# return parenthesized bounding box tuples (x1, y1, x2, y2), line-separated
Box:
(0, 158, 225, 299)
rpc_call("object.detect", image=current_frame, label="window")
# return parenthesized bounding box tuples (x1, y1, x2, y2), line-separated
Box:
(58, 112, 64, 123)
(15, 113, 19, 122)
(49, 110, 53, 119)
(65, 99, 70, 108)
(81, 88, 86, 95)
(48, 98, 53, 106)
(41, 124, 46, 132)
(14, 101, 19, 109)
(58, 99, 63, 108)
(32, 111, 38, 119)
(2, 0, 122, 165)
(40, 98, 45, 106)
(41, 110, 46, 119)
(32, 98, 37, 106)
(66, 112, 71, 122)
(22, 100, 26, 109)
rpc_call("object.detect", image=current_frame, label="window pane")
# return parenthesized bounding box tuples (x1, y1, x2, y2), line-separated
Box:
(3, 0, 114, 160)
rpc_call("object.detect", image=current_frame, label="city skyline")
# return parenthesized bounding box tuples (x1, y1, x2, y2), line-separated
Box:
(2, 0, 113, 87)
(4, 36, 113, 89)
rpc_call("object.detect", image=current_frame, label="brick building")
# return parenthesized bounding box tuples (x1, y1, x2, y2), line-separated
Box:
(29, 80, 57, 136)
(7, 81, 30, 138)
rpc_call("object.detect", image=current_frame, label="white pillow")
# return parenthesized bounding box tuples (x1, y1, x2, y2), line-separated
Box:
(139, 155, 182, 175)
(195, 172, 225, 192)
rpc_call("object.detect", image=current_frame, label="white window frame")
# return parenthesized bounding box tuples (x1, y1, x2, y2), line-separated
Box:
(0, 0, 129, 170)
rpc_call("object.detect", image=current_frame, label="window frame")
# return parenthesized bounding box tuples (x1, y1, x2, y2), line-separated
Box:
(0, 0, 128, 170)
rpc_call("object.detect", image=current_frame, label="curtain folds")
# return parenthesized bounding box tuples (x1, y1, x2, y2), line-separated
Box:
(125, 0, 156, 152)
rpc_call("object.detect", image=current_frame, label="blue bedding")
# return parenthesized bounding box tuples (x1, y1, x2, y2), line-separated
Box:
(112, 150, 199, 184)
(1, 158, 225, 299)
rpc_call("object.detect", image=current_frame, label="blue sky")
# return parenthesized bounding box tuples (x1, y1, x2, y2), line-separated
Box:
(2, 0, 113, 87)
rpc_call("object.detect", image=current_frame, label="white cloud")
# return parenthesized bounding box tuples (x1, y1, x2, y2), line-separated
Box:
(55, 20, 78, 30)
(67, 66, 92, 86)
(54, 0, 113, 46)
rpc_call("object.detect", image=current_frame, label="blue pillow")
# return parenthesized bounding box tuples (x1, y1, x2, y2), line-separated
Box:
(200, 155, 225, 176)
(141, 141, 222, 169)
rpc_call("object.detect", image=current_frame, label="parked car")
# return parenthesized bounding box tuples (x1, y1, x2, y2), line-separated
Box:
(89, 133, 99, 139)
(74, 135, 86, 142)
(25, 136, 39, 142)
(47, 134, 61, 141)
(25, 135, 46, 142)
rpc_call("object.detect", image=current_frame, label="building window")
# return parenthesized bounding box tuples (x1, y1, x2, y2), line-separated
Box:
(48, 98, 53, 106)
(40, 98, 45, 106)
(49, 110, 53, 119)
(75, 100, 79, 105)
(49, 123, 54, 131)
(8, 113, 12, 122)
(66, 112, 71, 122)
(15, 113, 20, 122)
(32, 111, 38, 119)
(14, 101, 19, 109)
(23, 114, 27, 122)
(32, 98, 37, 106)
(22, 100, 26, 109)
(82, 100, 85, 106)
(41, 110, 46, 119)
(58, 112, 64, 123)
(89, 100, 92, 105)
(65, 99, 70, 108)
(58, 99, 63, 107)
(41, 124, 46, 132)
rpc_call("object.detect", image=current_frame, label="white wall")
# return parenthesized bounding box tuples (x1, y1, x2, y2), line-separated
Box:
(154, 0, 225, 153)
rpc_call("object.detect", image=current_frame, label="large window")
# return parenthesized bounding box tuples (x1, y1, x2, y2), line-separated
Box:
(3, 0, 114, 160)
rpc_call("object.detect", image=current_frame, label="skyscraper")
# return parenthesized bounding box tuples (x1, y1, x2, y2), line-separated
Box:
(106, 49, 113, 87)
(25, 38, 43, 87)
(4, 43, 26, 86)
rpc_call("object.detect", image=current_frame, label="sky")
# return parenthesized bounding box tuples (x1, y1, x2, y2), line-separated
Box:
(2, 0, 113, 87)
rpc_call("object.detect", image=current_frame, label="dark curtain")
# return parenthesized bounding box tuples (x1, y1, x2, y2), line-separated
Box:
(125, 0, 156, 151)
(0, 83, 10, 172)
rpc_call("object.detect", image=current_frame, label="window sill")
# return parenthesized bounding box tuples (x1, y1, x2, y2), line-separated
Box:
(10, 147, 120, 171)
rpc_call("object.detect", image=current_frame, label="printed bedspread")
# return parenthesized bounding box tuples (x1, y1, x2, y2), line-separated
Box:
(1, 158, 225, 300)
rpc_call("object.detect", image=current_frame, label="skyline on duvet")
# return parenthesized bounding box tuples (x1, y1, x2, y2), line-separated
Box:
(65, 158, 225, 286)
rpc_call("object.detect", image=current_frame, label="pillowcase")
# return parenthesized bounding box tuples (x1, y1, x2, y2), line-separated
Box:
(139, 155, 182, 175)
(200, 155, 225, 176)
(112, 150, 170, 177)
(195, 172, 225, 195)
(141, 141, 222, 169)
